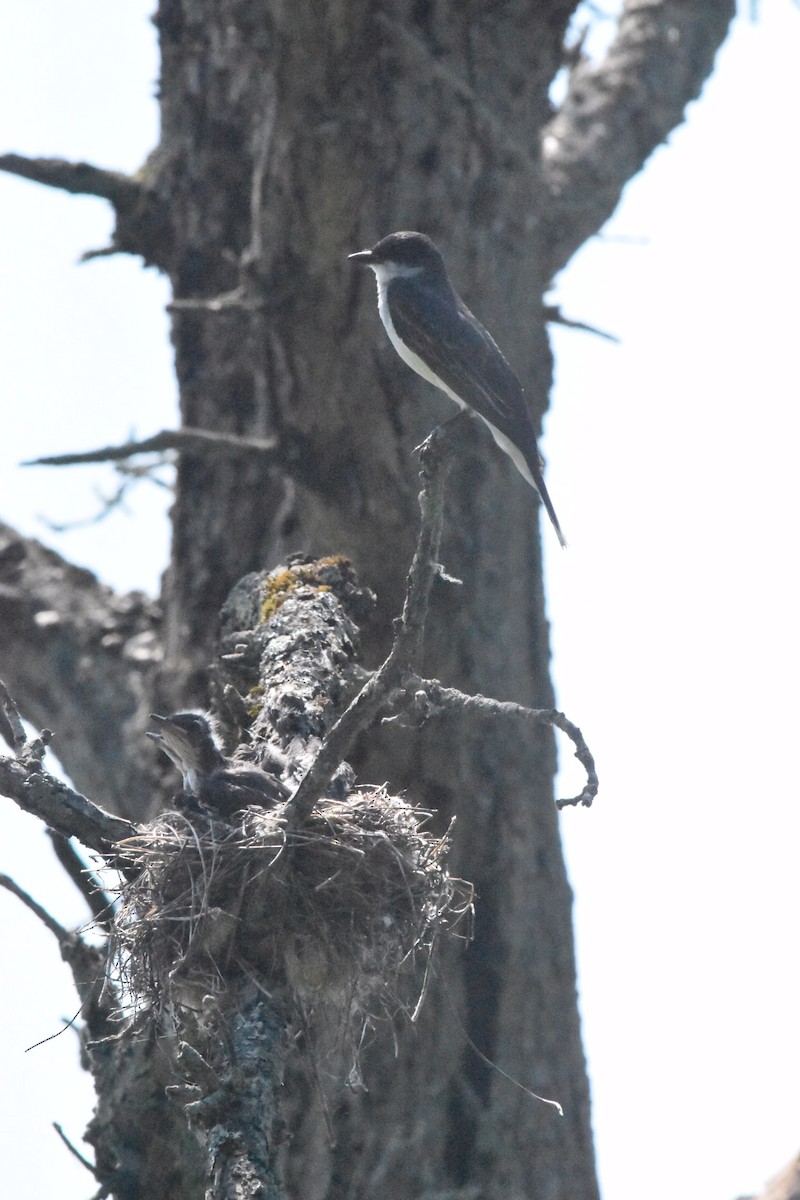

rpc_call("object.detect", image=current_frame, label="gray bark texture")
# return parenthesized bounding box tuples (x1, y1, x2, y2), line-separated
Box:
(0, 2, 735, 1198)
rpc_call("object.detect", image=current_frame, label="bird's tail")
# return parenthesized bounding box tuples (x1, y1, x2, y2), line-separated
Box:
(488, 424, 568, 548)
(533, 468, 567, 549)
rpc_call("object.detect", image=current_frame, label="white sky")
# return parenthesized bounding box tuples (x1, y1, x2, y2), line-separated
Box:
(1, 3, 799, 1199)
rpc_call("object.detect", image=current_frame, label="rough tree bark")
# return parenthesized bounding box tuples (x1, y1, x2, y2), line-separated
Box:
(0, 3, 735, 1199)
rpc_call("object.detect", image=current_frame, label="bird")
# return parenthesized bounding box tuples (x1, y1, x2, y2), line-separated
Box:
(148, 712, 289, 819)
(349, 231, 566, 548)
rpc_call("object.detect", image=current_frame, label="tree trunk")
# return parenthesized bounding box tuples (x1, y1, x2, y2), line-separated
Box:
(152, 6, 593, 1196)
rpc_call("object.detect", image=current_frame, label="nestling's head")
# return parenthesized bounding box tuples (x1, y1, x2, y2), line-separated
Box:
(147, 711, 225, 784)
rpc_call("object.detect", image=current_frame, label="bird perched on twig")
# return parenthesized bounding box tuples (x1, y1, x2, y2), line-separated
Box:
(349, 230, 566, 547)
(148, 712, 289, 819)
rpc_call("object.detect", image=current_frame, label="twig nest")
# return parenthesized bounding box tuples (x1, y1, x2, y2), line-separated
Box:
(112, 789, 472, 1022)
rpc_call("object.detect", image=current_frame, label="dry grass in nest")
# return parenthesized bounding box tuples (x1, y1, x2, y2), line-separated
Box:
(110, 788, 472, 1027)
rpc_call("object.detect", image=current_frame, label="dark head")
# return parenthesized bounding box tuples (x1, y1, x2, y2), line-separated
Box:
(148, 711, 226, 789)
(349, 231, 449, 283)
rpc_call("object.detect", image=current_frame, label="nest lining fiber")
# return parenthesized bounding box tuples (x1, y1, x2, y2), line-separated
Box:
(111, 788, 472, 1022)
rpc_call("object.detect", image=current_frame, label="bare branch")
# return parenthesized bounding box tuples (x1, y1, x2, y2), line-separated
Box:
(80, 244, 123, 262)
(540, 0, 735, 274)
(0, 752, 136, 853)
(24, 426, 277, 468)
(0, 152, 141, 205)
(0, 686, 136, 855)
(0, 153, 171, 268)
(0, 693, 126, 1042)
(52, 1124, 98, 1179)
(37, 460, 171, 534)
(406, 679, 599, 809)
(544, 305, 620, 343)
(0, 872, 70, 941)
(1, 849, 117, 1032)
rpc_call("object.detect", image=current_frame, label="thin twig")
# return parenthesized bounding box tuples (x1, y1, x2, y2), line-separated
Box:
(0, 874, 69, 941)
(168, 287, 253, 313)
(39, 461, 172, 533)
(543, 305, 620, 343)
(0, 873, 113, 1046)
(243, 81, 278, 270)
(52, 1123, 98, 1178)
(408, 679, 598, 808)
(24, 426, 277, 468)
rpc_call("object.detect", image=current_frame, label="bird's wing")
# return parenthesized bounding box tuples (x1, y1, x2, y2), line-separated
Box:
(390, 278, 568, 549)
(199, 768, 289, 817)
(389, 278, 532, 442)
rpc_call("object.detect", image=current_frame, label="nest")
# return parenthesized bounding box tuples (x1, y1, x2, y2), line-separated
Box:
(111, 788, 472, 1029)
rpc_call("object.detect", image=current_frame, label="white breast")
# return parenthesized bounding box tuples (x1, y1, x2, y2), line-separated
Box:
(370, 263, 468, 411)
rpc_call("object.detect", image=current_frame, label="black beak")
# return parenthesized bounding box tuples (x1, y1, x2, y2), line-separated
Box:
(147, 713, 168, 741)
(348, 249, 375, 263)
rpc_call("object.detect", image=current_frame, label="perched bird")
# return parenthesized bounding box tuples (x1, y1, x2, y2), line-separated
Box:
(148, 712, 288, 819)
(349, 231, 566, 548)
